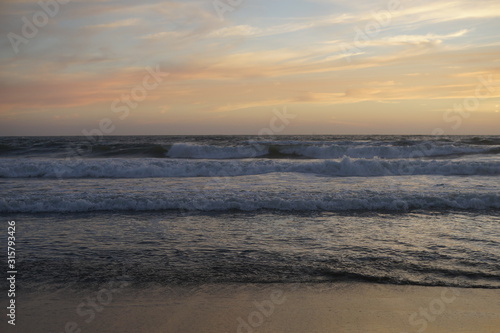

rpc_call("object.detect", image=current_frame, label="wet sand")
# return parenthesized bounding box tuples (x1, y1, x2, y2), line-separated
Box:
(6, 283, 500, 333)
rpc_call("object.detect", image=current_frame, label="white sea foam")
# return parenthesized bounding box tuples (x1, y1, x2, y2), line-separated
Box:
(1, 157, 499, 179)
(278, 144, 483, 159)
(1, 190, 498, 213)
(164, 142, 490, 159)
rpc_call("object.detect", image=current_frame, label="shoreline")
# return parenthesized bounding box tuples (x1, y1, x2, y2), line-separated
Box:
(5, 283, 500, 333)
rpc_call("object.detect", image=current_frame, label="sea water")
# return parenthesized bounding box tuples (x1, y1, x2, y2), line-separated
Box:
(1, 135, 499, 289)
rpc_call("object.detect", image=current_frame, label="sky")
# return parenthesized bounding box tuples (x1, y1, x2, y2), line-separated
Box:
(0, 0, 499, 135)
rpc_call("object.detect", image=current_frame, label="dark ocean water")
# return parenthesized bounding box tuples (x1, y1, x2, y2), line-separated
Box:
(1, 135, 499, 289)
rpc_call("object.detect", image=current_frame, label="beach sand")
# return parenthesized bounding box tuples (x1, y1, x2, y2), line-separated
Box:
(7, 283, 500, 333)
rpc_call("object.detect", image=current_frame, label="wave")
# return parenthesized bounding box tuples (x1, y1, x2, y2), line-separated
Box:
(166, 143, 268, 159)
(1, 191, 499, 213)
(2, 140, 499, 160)
(275, 144, 487, 159)
(0, 144, 13, 152)
(1, 157, 500, 179)
(464, 137, 500, 146)
(165, 142, 498, 160)
(90, 144, 168, 158)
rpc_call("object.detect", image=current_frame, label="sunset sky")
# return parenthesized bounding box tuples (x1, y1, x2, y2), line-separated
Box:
(1, 0, 499, 135)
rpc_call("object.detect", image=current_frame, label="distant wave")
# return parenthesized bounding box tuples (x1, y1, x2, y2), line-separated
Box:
(1, 141, 499, 160)
(90, 144, 168, 158)
(464, 137, 500, 145)
(167, 143, 498, 160)
(1, 157, 500, 179)
(166, 143, 267, 159)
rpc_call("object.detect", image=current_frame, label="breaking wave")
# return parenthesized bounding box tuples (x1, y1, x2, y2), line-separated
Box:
(1, 157, 499, 179)
(1, 191, 499, 213)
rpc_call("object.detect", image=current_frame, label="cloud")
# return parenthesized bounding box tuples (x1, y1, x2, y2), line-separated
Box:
(377, 29, 469, 46)
(1, 0, 500, 135)
(207, 25, 264, 38)
(141, 31, 188, 40)
(86, 18, 140, 29)
(309, 0, 500, 24)
(207, 14, 352, 38)
(212, 100, 291, 112)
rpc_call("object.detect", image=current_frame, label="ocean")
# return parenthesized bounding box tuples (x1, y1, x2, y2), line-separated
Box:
(1, 135, 499, 290)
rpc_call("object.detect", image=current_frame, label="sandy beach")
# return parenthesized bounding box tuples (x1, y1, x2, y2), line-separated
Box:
(5, 283, 499, 333)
